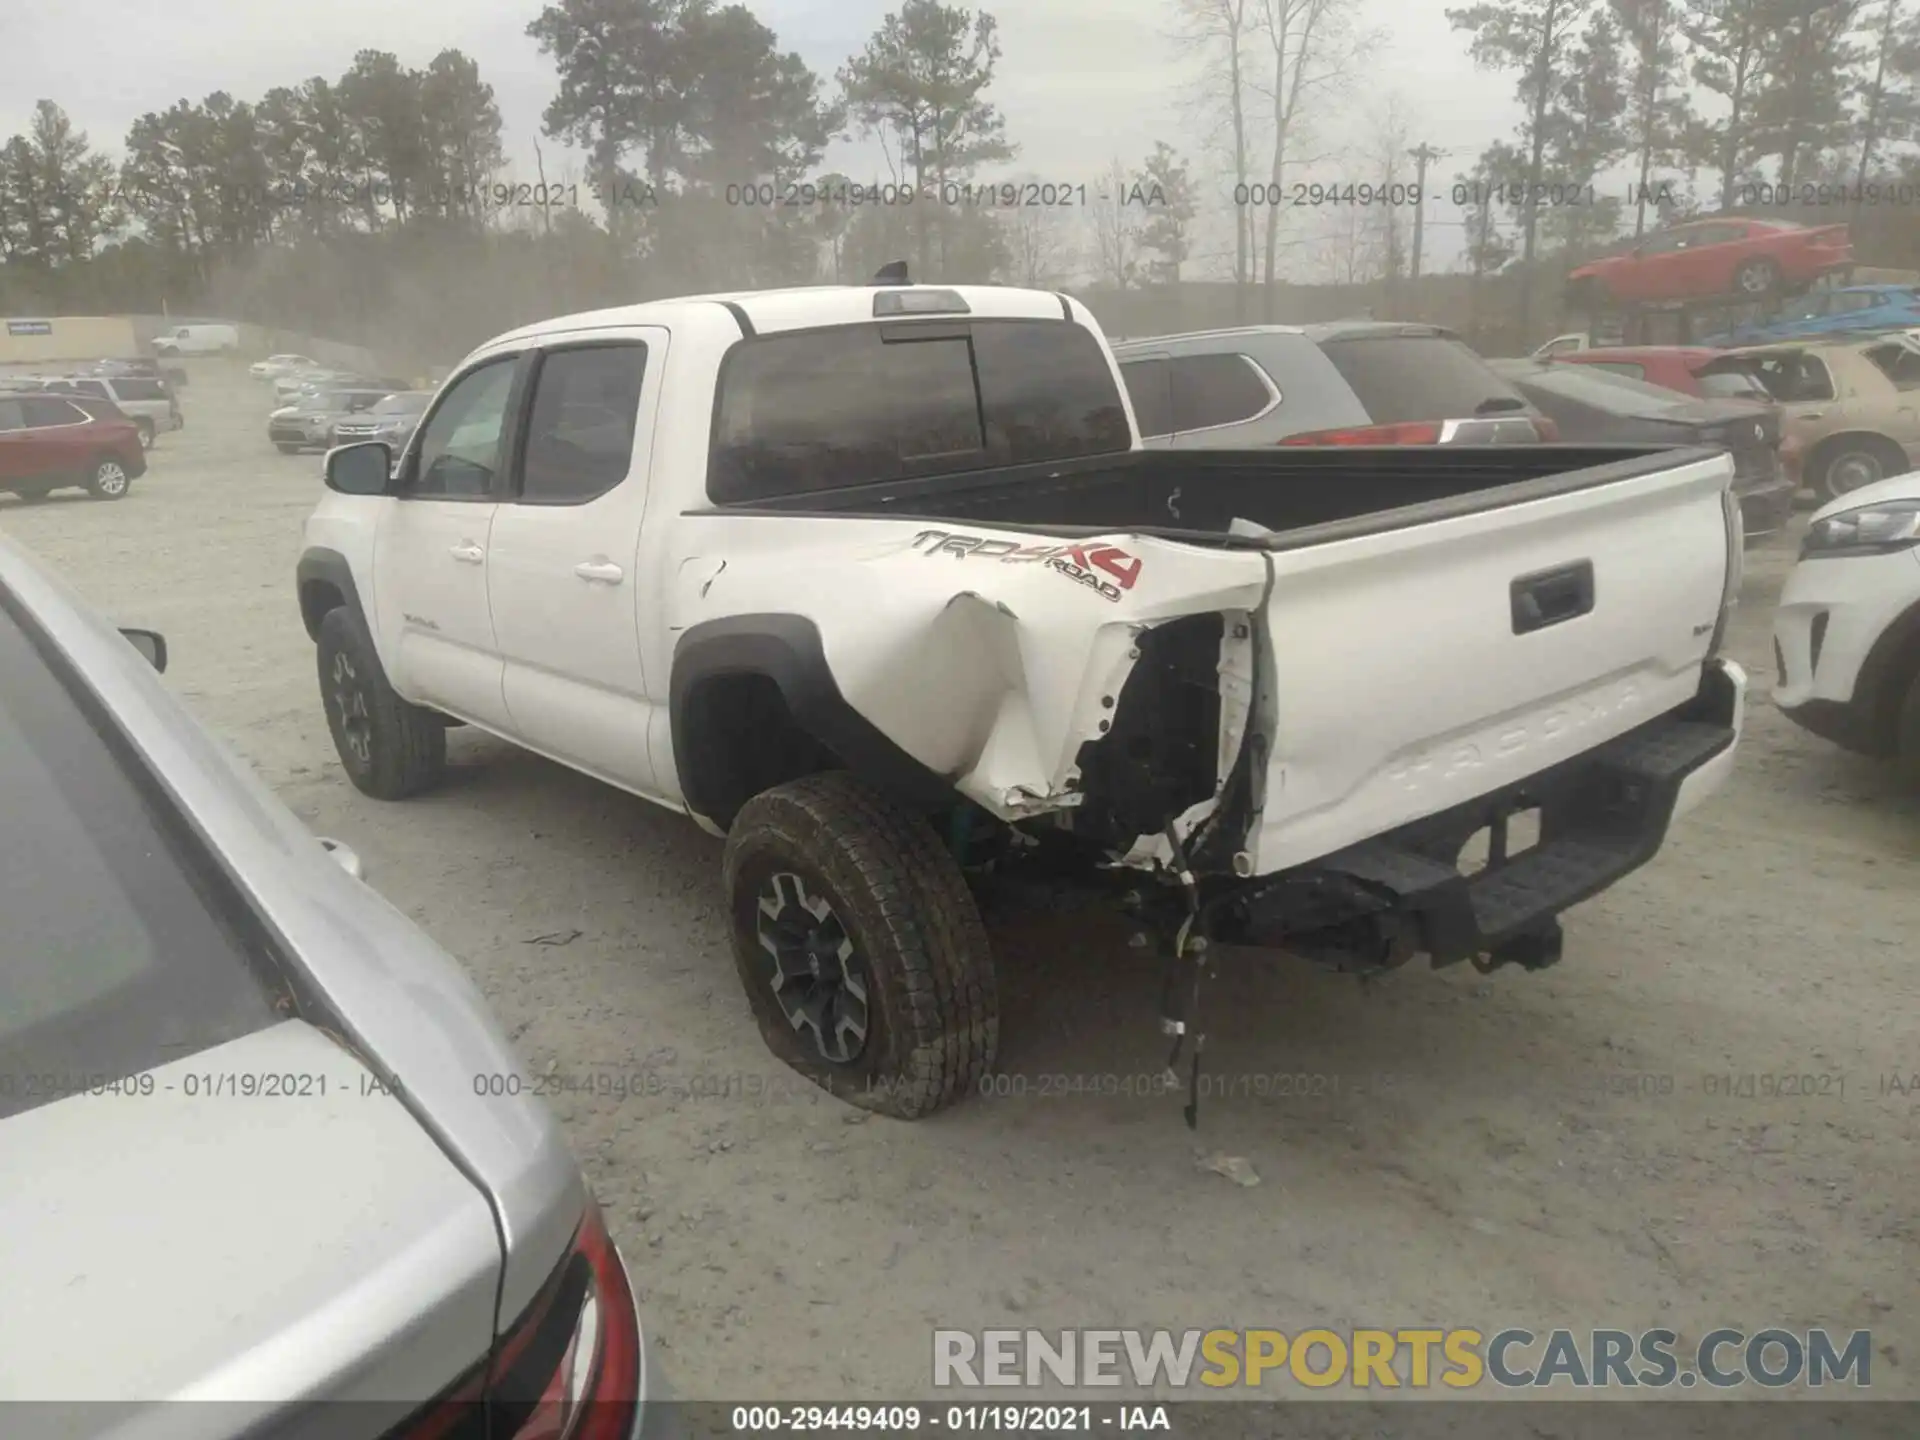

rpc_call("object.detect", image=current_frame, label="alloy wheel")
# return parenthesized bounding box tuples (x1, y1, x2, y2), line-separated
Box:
(753, 871, 871, 1064)
(329, 651, 374, 767)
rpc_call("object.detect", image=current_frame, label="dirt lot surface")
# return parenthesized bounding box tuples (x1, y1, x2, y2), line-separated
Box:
(5, 361, 1917, 1411)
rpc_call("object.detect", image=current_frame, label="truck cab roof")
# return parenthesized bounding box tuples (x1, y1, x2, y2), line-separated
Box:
(486, 283, 1081, 347)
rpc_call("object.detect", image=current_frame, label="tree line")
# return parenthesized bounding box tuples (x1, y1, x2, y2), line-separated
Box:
(4, 0, 1920, 355)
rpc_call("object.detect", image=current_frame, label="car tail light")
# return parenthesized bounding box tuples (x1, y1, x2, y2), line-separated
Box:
(390, 1200, 642, 1440)
(1532, 416, 1560, 440)
(1277, 421, 1444, 445)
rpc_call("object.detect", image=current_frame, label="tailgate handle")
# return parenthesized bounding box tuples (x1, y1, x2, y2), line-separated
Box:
(1511, 560, 1593, 634)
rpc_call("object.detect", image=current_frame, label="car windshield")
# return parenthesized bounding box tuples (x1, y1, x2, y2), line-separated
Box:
(0, 595, 283, 1123)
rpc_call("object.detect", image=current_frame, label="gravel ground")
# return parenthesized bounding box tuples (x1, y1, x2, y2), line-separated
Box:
(5, 360, 1916, 1406)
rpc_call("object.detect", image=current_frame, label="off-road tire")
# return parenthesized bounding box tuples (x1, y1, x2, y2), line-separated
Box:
(135, 418, 156, 449)
(315, 605, 446, 800)
(723, 772, 998, 1119)
(85, 456, 131, 499)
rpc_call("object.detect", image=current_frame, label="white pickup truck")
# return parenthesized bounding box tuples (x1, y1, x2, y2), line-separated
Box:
(298, 276, 1747, 1121)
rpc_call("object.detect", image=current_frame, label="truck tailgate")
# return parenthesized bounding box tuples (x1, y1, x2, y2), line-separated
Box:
(1246, 450, 1734, 872)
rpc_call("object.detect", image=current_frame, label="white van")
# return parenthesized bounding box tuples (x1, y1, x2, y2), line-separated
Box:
(153, 323, 239, 356)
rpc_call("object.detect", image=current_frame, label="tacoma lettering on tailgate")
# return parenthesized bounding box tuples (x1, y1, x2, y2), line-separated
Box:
(1383, 679, 1645, 791)
(910, 529, 1142, 603)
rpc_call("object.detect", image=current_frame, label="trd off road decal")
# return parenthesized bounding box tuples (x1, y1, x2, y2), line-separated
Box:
(909, 530, 1142, 603)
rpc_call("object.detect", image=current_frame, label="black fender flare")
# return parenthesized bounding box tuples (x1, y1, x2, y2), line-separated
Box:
(296, 547, 366, 640)
(669, 614, 952, 829)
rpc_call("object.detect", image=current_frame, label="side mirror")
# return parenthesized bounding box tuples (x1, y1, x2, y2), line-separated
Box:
(325, 441, 394, 495)
(119, 628, 167, 671)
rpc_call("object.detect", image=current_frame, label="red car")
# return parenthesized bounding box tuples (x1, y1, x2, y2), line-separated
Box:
(1568, 219, 1851, 306)
(1552, 345, 1806, 488)
(0, 392, 146, 501)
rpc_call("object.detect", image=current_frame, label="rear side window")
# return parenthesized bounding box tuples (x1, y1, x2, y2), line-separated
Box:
(115, 379, 167, 401)
(1170, 353, 1274, 431)
(519, 344, 648, 504)
(0, 399, 24, 431)
(23, 397, 86, 427)
(709, 319, 1129, 501)
(1120, 359, 1172, 438)
(1320, 335, 1522, 424)
(0, 599, 282, 1121)
(1729, 353, 1834, 403)
(1695, 370, 1770, 401)
(73, 381, 110, 399)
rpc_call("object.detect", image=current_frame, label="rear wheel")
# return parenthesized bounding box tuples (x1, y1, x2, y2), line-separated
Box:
(86, 456, 131, 499)
(10, 483, 55, 502)
(315, 606, 446, 799)
(1812, 436, 1906, 502)
(1733, 257, 1781, 296)
(723, 772, 998, 1119)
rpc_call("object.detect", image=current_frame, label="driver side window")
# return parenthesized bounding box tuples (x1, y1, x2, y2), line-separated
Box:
(406, 360, 518, 500)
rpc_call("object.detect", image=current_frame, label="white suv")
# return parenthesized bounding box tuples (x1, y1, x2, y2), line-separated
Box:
(1772, 473, 1920, 783)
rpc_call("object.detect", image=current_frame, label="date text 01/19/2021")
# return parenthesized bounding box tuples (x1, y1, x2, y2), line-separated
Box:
(727, 1405, 1172, 1431)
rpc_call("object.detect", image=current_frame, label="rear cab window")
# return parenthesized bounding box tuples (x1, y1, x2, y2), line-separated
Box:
(0, 596, 284, 1121)
(1317, 332, 1526, 424)
(708, 319, 1131, 502)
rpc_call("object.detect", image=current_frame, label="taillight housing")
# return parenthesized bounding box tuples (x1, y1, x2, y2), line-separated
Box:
(1532, 416, 1560, 440)
(392, 1199, 643, 1440)
(1277, 420, 1443, 445)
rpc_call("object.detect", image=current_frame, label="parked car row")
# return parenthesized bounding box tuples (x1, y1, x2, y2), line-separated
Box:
(0, 392, 147, 501)
(1487, 357, 1798, 538)
(1540, 335, 1920, 502)
(269, 387, 432, 454)
(1566, 217, 1852, 308)
(0, 369, 182, 449)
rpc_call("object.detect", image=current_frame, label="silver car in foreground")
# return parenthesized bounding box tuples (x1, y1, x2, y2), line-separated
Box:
(0, 532, 661, 1437)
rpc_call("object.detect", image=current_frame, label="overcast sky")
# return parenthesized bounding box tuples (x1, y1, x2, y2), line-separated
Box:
(2, 0, 1542, 277)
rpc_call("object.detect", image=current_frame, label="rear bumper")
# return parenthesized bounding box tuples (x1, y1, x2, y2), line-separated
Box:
(1218, 660, 1744, 970)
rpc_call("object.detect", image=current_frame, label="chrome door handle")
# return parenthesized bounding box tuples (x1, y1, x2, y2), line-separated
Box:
(574, 560, 624, 583)
(449, 542, 484, 563)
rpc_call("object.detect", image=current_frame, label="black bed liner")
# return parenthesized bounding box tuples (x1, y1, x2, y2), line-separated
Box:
(695, 443, 1724, 550)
